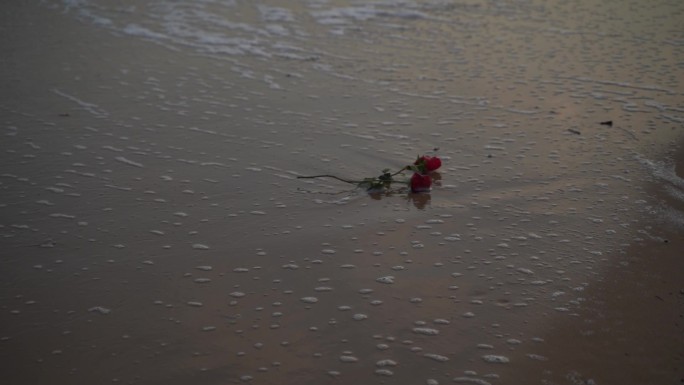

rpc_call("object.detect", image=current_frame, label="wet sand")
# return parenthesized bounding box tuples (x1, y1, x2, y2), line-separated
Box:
(497, 144, 684, 385)
(1, 1, 684, 384)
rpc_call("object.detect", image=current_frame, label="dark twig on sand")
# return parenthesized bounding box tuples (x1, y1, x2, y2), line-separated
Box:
(598, 120, 638, 141)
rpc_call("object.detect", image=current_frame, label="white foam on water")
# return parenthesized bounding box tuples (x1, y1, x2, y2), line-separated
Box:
(56, 0, 439, 87)
(123, 24, 168, 41)
(636, 154, 684, 226)
(258, 5, 295, 23)
(114, 156, 143, 168)
(52, 88, 109, 117)
(61, 0, 308, 60)
(638, 156, 684, 191)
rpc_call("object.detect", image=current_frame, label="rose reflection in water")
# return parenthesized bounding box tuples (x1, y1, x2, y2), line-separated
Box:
(408, 192, 431, 209)
(368, 189, 431, 209)
(368, 172, 441, 209)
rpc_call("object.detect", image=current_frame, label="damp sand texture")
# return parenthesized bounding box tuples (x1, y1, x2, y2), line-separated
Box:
(1, 1, 683, 385)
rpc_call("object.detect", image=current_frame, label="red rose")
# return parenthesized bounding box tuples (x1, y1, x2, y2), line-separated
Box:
(410, 172, 432, 192)
(425, 156, 441, 172)
(415, 155, 442, 172)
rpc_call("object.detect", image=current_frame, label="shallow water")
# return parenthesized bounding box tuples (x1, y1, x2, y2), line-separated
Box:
(1, 0, 683, 384)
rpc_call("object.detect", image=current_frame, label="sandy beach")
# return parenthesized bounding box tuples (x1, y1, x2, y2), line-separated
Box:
(1, 1, 683, 384)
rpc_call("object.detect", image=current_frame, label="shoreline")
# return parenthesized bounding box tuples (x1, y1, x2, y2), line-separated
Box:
(497, 139, 684, 384)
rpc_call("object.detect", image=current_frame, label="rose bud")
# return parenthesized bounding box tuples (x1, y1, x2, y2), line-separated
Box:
(425, 156, 441, 172)
(415, 155, 442, 172)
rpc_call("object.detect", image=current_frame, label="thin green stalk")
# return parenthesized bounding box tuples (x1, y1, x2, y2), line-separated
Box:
(297, 166, 409, 189)
(296, 174, 362, 185)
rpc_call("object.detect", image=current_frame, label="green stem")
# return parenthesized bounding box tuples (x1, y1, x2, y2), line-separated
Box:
(389, 167, 408, 177)
(296, 174, 361, 185)
(297, 166, 409, 186)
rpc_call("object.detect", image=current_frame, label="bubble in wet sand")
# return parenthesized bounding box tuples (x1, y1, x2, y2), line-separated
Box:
(376, 276, 395, 284)
(300, 297, 318, 304)
(423, 353, 449, 362)
(339, 355, 358, 363)
(482, 354, 510, 364)
(413, 327, 440, 336)
(453, 377, 492, 385)
(375, 369, 394, 376)
(88, 306, 111, 315)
